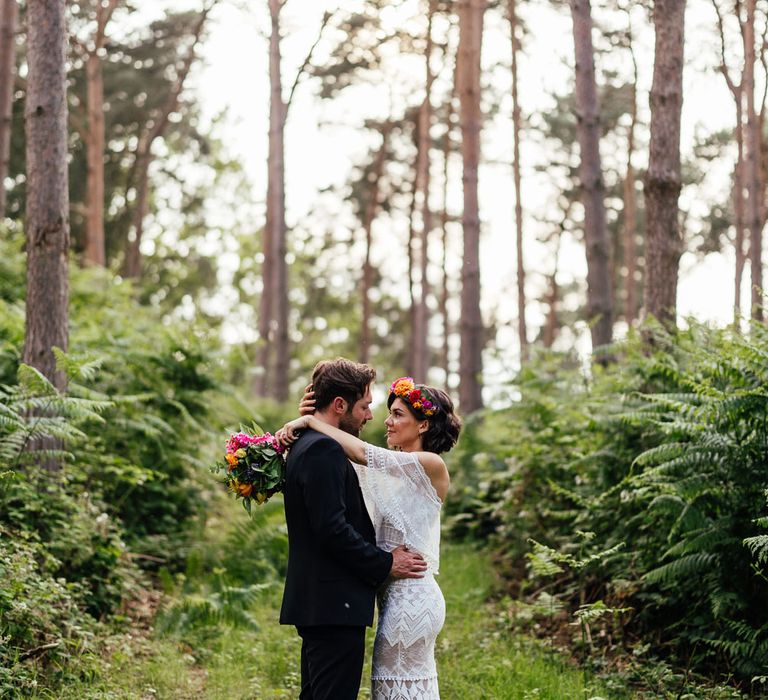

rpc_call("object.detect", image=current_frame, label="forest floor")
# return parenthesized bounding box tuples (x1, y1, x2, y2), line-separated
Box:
(49, 503, 744, 700)
(56, 543, 611, 700)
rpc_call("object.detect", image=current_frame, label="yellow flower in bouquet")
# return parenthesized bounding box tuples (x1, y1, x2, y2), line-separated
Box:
(212, 428, 287, 515)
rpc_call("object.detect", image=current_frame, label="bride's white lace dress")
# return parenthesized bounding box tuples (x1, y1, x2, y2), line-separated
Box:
(355, 444, 445, 700)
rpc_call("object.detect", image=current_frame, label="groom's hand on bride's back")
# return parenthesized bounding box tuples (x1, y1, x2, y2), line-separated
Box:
(389, 545, 427, 579)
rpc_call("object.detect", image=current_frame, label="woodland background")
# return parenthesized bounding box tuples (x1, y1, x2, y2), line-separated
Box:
(1, 0, 768, 698)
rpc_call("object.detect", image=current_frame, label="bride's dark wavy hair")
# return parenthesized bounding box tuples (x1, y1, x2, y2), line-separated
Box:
(387, 385, 462, 455)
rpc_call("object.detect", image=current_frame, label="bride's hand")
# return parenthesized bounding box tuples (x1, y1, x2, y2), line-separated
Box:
(276, 415, 310, 447)
(299, 383, 316, 416)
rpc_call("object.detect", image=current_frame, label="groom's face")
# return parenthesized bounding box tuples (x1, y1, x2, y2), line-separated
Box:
(338, 384, 374, 437)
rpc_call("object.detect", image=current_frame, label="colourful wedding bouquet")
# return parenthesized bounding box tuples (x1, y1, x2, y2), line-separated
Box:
(213, 429, 286, 513)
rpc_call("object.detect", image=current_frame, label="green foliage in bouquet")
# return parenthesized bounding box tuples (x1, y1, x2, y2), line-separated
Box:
(212, 426, 286, 514)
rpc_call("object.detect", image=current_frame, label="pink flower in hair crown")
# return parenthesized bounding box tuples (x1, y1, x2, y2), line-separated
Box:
(389, 376, 438, 417)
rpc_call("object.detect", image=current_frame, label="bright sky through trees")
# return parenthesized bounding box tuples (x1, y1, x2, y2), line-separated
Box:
(167, 0, 743, 357)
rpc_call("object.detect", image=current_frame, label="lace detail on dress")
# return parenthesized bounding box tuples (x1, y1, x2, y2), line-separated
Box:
(372, 677, 440, 700)
(355, 444, 446, 699)
(355, 444, 442, 573)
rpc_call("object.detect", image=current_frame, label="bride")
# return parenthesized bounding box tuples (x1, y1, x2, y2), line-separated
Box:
(278, 376, 461, 700)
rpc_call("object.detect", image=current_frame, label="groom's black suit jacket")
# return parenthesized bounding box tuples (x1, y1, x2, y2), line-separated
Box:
(279, 428, 393, 627)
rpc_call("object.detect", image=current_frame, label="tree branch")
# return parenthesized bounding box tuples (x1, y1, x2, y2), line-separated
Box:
(711, 0, 739, 97)
(285, 10, 335, 116)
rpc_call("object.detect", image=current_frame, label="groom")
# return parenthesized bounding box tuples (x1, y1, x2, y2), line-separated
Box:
(280, 358, 427, 700)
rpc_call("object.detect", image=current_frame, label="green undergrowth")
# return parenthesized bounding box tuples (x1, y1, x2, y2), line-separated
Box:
(50, 496, 617, 699)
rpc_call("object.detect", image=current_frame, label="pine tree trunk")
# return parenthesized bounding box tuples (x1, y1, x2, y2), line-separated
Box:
(0, 0, 17, 218)
(543, 230, 563, 349)
(743, 0, 763, 321)
(734, 100, 746, 321)
(257, 0, 289, 400)
(82, 0, 118, 267)
(645, 0, 685, 329)
(124, 144, 150, 278)
(457, 0, 485, 413)
(623, 32, 639, 326)
(360, 126, 389, 365)
(84, 51, 106, 266)
(406, 157, 418, 375)
(509, 0, 527, 360)
(24, 0, 70, 396)
(440, 56, 459, 384)
(440, 114, 452, 383)
(411, 4, 435, 382)
(569, 0, 613, 350)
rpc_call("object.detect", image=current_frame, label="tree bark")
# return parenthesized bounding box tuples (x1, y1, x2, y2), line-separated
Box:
(712, 0, 747, 322)
(644, 0, 685, 329)
(543, 229, 563, 349)
(360, 125, 390, 365)
(410, 2, 436, 382)
(743, 0, 764, 321)
(509, 0, 527, 360)
(0, 0, 17, 218)
(84, 50, 106, 266)
(262, 0, 289, 401)
(440, 80, 456, 384)
(24, 0, 70, 396)
(256, 4, 332, 398)
(406, 150, 419, 375)
(569, 0, 613, 350)
(83, 0, 119, 267)
(623, 12, 639, 326)
(457, 0, 485, 413)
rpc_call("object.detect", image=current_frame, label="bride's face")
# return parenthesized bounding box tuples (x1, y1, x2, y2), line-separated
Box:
(384, 398, 427, 451)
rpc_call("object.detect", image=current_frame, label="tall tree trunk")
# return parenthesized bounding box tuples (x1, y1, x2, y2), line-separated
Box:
(84, 51, 106, 266)
(123, 3, 212, 279)
(255, 7, 332, 396)
(542, 229, 563, 349)
(743, 0, 764, 321)
(406, 154, 419, 376)
(123, 144, 150, 278)
(24, 0, 70, 397)
(713, 0, 747, 321)
(83, 0, 119, 267)
(264, 0, 289, 401)
(457, 0, 485, 413)
(623, 14, 639, 325)
(569, 0, 613, 350)
(360, 125, 389, 365)
(734, 120, 747, 320)
(411, 2, 436, 382)
(509, 0, 527, 360)
(0, 0, 17, 218)
(644, 0, 685, 328)
(440, 112, 453, 383)
(440, 55, 459, 385)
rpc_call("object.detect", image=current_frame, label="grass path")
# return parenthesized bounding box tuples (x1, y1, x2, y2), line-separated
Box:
(56, 539, 613, 699)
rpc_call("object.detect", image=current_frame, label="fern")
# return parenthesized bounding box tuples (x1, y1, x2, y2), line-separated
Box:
(643, 553, 719, 585)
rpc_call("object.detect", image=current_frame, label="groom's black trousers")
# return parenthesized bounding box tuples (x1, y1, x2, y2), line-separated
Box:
(296, 625, 366, 700)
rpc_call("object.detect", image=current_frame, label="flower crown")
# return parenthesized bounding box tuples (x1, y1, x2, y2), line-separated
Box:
(389, 377, 438, 417)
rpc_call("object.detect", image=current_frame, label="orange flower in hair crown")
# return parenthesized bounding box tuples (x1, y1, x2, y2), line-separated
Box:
(389, 377, 438, 417)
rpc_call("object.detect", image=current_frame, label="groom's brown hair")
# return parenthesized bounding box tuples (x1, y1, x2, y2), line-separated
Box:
(311, 358, 376, 412)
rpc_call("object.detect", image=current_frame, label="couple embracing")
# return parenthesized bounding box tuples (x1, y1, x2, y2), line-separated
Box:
(276, 358, 462, 700)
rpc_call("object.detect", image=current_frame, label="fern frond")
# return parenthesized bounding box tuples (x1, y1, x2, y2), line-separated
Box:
(644, 553, 719, 585)
(743, 535, 768, 565)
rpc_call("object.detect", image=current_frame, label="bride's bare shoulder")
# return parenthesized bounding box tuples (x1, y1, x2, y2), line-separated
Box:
(414, 451, 448, 478)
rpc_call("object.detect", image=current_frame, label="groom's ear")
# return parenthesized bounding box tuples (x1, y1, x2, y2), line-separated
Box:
(331, 396, 348, 414)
